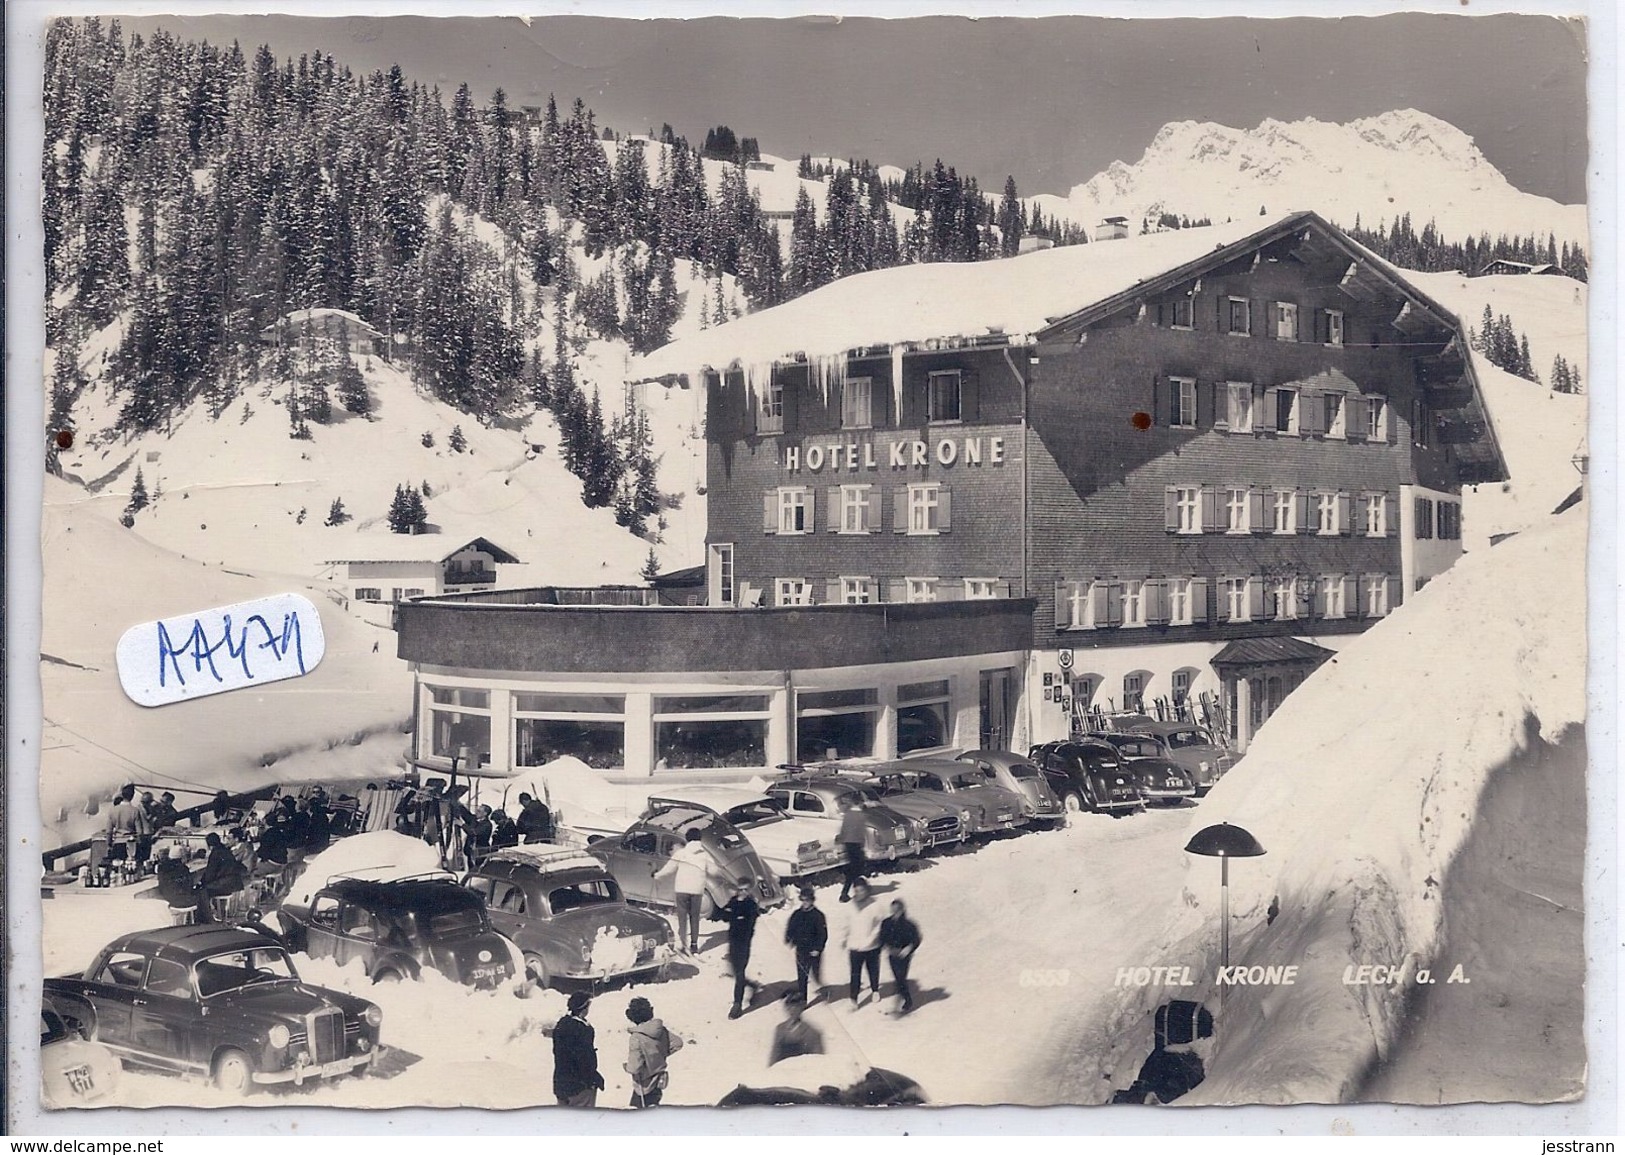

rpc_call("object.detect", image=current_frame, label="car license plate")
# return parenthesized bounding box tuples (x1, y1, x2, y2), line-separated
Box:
(64, 1064, 95, 1095)
(470, 965, 501, 982)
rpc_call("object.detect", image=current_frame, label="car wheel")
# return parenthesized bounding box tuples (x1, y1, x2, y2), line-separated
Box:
(374, 967, 404, 984)
(212, 1048, 254, 1095)
(524, 953, 550, 989)
(1062, 791, 1085, 814)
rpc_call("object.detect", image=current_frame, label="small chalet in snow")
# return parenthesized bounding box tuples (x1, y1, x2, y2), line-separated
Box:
(1476, 259, 1569, 278)
(259, 308, 384, 357)
(323, 535, 520, 605)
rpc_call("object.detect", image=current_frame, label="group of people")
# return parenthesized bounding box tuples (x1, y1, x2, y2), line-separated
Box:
(101, 786, 182, 872)
(552, 993, 685, 1109)
(393, 781, 554, 866)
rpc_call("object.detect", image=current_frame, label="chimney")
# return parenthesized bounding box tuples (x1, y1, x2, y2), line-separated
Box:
(1095, 216, 1130, 242)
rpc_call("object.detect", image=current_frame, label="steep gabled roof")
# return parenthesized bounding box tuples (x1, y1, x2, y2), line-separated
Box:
(325, 534, 520, 566)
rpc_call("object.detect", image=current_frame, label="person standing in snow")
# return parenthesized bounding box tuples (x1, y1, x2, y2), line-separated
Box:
(836, 799, 869, 902)
(768, 992, 825, 1066)
(842, 878, 887, 1005)
(552, 991, 605, 1107)
(653, 828, 711, 953)
(785, 886, 828, 1002)
(720, 881, 763, 1019)
(623, 996, 684, 1108)
(880, 898, 923, 1014)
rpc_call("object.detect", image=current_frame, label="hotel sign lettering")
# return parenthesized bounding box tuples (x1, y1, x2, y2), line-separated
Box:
(785, 435, 1007, 474)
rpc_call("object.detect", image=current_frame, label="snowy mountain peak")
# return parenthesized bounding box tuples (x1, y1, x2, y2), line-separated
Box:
(1042, 109, 1582, 244)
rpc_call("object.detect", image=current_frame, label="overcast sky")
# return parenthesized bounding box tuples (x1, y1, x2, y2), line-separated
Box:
(114, 8, 1589, 204)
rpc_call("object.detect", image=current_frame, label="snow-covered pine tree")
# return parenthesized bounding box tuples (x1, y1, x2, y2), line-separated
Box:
(449, 423, 467, 452)
(325, 496, 350, 525)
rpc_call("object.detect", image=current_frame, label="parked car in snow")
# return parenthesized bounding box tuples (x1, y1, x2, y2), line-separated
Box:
(865, 758, 1029, 836)
(1120, 721, 1236, 796)
(1028, 741, 1142, 816)
(952, 750, 1066, 826)
(277, 875, 517, 990)
(764, 774, 943, 854)
(462, 846, 673, 989)
(1083, 733, 1198, 805)
(40, 993, 120, 1107)
(585, 796, 787, 908)
(43, 925, 382, 1094)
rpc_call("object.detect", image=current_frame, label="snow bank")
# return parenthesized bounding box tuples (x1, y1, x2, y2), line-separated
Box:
(283, 832, 445, 911)
(1073, 507, 1586, 1103)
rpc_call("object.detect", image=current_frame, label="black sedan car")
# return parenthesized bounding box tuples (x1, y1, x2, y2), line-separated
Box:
(278, 875, 517, 990)
(1028, 741, 1143, 816)
(43, 925, 382, 1094)
(1084, 732, 1198, 805)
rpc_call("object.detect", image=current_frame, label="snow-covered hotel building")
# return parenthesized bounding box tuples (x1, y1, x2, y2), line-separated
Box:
(396, 212, 1505, 782)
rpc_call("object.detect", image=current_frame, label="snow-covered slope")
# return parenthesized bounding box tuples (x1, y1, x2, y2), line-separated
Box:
(1034, 110, 1587, 246)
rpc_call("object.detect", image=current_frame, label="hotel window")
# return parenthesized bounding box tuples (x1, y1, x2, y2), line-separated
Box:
(1122, 673, 1146, 713)
(1313, 490, 1346, 536)
(773, 486, 811, 534)
(796, 688, 880, 763)
(1058, 581, 1093, 630)
(1323, 393, 1345, 438)
(1363, 574, 1392, 619)
(1363, 493, 1389, 537)
(1169, 294, 1194, 329)
(1226, 382, 1254, 432)
(1274, 302, 1300, 341)
(842, 376, 873, 429)
(775, 578, 815, 606)
(756, 379, 785, 434)
(1415, 497, 1435, 540)
(1171, 668, 1193, 705)
(653, 694, 771, 770)
(1271, 387, 1299, 434)
(1319, 575, 1347, 620)
(897, 679, 952, 754)
(927, 370, 962, 423)
(902, 482, 951, 535)
(426, 686, 492, 766)
(839, 576, 876, 604)
(1224, 577, 1250, 623)
(513, 692, 626, 771)
(1365, 396, 1389, 441)
(708, 543, 736, 606)
(1324, 309, 1344, 347)
(965, 578, 1003, 600)
(905, 577, 939, 603)
(838, 484, 877, 534)
(1170, 377, 1197, 429)
(355, 587, 382, 602)
(1168, 577, 1201, 626)
(1271, 576, 1299, 621)
(1225, 487, 1250, 534)
(1165, 485, 1202, 534)
(1412, 398, 1433, 448)
(1272, 489, 1297, 535)
(1121, 579, 1147, 628)
(1226, 297, 1251, 335)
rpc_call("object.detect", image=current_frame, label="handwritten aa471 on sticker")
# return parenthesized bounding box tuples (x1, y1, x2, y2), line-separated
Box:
(116, 593, 326, 707)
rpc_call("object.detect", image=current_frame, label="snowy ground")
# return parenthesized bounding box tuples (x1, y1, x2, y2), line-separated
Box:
(42, 807, 1197, 1110)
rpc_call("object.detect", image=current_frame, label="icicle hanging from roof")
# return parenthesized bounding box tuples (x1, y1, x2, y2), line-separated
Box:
(891, 345, 905, 422)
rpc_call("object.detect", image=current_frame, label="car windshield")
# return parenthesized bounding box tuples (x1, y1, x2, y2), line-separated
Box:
(41, 1010, 69, 1046)
(1163, 730, 1213, 749)
(723, 801, 785, 827)
(194, 946, 297, 997)
(1114, 739, 1160, 758)
(547, 880, 619, 912)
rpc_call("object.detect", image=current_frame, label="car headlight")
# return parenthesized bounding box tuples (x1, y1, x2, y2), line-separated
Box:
(268, 1024, 291, 1049)
(363, 1005, 383, 1028)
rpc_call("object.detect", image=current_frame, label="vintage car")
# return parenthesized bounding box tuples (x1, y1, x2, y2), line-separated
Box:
(462, 846, 674, 989)
(1121, 721, 1236, 796)
(864, 758, 1029, 837)
(1084, 732, 1199, 805)
(586, 798, 788, 908)
(763, 774, 949, 852)
(277, 875, 517, 990)
(952, 750, 1066, 826)
(1028, 741, 1143, 815)
(41, 993, 120, 1107)
(43, 925, 382, 1094)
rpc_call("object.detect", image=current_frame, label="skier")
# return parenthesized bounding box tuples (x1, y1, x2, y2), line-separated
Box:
(623, 996, 684, 1108)
(552, 991, 605, 1107)
(842, 877, 887, 1006)
(880, 897, 923, 1014)
(719, 880, 763, 1019)
(785, 885, 828, 1002)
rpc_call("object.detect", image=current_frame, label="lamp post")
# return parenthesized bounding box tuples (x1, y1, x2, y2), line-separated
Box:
(1184, 822, 1266, 974)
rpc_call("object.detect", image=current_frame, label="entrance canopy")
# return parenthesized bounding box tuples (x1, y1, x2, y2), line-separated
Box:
(1210, 636, 1337, 670)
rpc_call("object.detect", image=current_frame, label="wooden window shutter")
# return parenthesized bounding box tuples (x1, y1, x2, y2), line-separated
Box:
(886, 578, 908, 604)
(1145, 580, 1169, 625)
(865, 579, 881, 603)
(1248, 488, 1269, 534)
(826, 487, 842, 532)
(1262, 387, 1279, 431)
(1386, 575, 1400, 612)
(1088, 582, 1108, 628)
(1151, 376, 1162, 426)
(1164, 486, 1180, 532)
(937, 489, 952, 532)
(1190, 577, 1209, 623)
(1350, 495, 1367, 537)
(1251, 384, 1268, 431)
(1247, 576, 1266, 620)
(1346, 397, 1368, 442)
(805, 488, 816, 531)
(1199, 380, 1215, 428)
(825, 579, 842, 604)
(1380, 494, 1393, 537)
(893, 489, 909, 533)
(1216, 577, 1234, 622)
(763, 491, 778, 534)
(1295, 576, 1313, 619)
(1054, 581, 1070, 629)
(1336, 492, 1353, 535)
(1299, 393, 1325, 436)
(1217, 293, 1227, 333)
(1200, 487, 1220, 533)
(1385, 400, 1398, 444)
(938, 581, 965, 602)
(960, 369, 979, 423)
(1103, 582, 1124, 627)
(1341, 574, 1359, 616)
(1295, 489, 1313, 533)
(862, 487, 881, 532)
(1250, 299, 1261, 336)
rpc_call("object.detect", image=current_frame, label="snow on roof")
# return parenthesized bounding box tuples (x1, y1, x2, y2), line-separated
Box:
(261, 307, 383, 339)
(324, 533, 519, 566)
(632, 212, 1307, 385)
